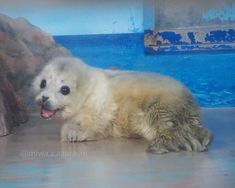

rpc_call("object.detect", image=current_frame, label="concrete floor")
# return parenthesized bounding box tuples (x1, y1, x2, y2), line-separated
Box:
(0, 108, 235, 188)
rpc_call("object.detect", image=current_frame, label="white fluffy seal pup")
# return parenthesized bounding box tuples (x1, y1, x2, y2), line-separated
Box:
(33, 57, 212, 154)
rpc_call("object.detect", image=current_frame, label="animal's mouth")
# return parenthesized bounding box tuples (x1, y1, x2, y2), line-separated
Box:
(40, 106, 58, 119)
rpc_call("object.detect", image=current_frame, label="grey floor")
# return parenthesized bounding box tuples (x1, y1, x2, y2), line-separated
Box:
(0, 108, 235, 188)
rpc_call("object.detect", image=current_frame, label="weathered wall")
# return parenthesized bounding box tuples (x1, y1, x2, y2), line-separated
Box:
(154, 0, 235, 30)
(145, 0, 235, 54)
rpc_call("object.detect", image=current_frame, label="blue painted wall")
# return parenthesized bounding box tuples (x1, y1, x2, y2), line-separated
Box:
(0, 0, 144, 35)
(1, 0, 235, 53)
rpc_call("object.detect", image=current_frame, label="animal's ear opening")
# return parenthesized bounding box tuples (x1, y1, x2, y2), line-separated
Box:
(75, 71, 91, 91)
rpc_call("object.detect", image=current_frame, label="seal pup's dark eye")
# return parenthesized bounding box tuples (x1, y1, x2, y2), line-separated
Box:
(40, 79, 46, 89)
(60, 86, 70, 95)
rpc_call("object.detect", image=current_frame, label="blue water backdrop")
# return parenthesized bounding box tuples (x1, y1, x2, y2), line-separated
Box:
(54, 34, 235, 107)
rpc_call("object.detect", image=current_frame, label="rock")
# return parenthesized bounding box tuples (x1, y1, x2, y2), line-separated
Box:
(0, 13, 71, 136)
(0, 75, 28, 136)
